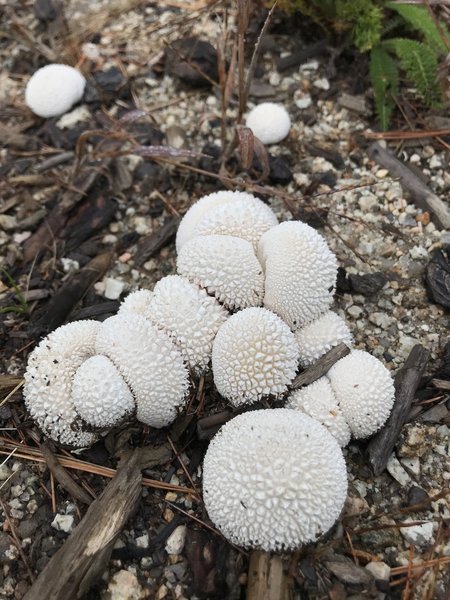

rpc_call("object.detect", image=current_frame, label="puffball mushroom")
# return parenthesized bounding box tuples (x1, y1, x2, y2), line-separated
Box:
(72, 355, 135, 428)
(95, 312, 189, 428)
(145, 275, 228, 373)
(25, 64, 86, 118)
(286, 377, 351, 447)
(245, 102, 291, 145)
(203, 409, 348, 551)
(177, 234, 264, 310)
(176, 190, 254, 253)
(258, 221, 338, 329)
(191, 195, 278, 253)
(295, 310, 353, 367)
(175, 190, 278, 253)
(23, 321, 100, 447)
(212, 307, 299, 406)
(118, 289, 153, 317)
(327, 350, 395, 439)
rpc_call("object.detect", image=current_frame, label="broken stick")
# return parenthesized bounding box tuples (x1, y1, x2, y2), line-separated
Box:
(23, 446, 169, 600)
(365, 142, 450, 230)
(367, 344, 430, 475)
(247, 551, 294, 600)
(291, 343, 350, 389)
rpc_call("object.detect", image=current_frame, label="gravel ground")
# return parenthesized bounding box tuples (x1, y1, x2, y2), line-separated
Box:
(0, 1, 449, 599)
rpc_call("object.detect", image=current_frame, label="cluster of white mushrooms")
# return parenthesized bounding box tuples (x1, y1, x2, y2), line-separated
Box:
(24, 189, 395, 552)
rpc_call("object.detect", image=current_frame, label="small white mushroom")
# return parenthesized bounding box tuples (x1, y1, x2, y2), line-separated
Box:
(23, 321, 100, 446)
(203, 409, 348, 551)
(258, 221, 338, 329)
(327, 350, 395, 439)
(176, 190, 257, 253)
(145, 275, 228, 373)
(95, 312, 189, 428)
(212, 307, 299, 406)
(191, 195, 278, 253)
(177, 235, 264, 310)
(286, 377, 351, 447)
(295, 310, 353, 367)
(72, 355, 135, 428)
(245, 102, 291, 145)
(25, 64, 86, 118)
(118, 289, 153, 317)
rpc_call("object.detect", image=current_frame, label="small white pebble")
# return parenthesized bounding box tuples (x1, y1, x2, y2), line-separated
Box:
(103, 277, 125, 300)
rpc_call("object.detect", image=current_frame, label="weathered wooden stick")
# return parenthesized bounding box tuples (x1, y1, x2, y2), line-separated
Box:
(30, 252, 113, 336)
(366, 142, 450, 230)
(247, 551, 294, 600)
(367, 344, 430, 475)
(40, 442, 93, 505)
(134, 216, 180, 266)
(197, 410, 233, 440)
(291, 343, 350, 389)
(23, 448, 145, 600)
(276, 39, 329, 72)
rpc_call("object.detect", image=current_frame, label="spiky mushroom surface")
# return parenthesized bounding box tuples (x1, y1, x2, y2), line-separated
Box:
(176, 190, 259, 253)
(327, 350, 395, 439)
(212, 307, 299, 406)
(145, 275, 228, 373)
(191, 195, 278, 253)
(23, 321, 100, 447)
(72, 355, 135, 428)
(25, 64, 86, 118)
(177, 235, 264, 310)
(245, 102, 291, 145)
(286, 377, 351, 447)
(118, 289, 153, 317)
(203, 409, 348, 551)
(95, 312, 189, 428)
(258, 221, 338, 330)
(295, 310, 353, 367)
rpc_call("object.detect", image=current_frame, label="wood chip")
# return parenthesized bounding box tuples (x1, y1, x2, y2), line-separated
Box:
(367, 344, 430, 475)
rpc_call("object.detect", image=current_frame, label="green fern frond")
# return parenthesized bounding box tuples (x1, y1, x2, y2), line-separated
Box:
(386, 2, 450, 54)
(383, 37, 441, 105)
(370, 45, 399, 130)
(338, 0, 382, 51)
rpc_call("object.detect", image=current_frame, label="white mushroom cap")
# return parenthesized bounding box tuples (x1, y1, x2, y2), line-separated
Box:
(245, 102, 291, 145)
(212, 307, 299, 406)
(145, 275, 228, 373)
(327, 350, 395, 439)
(258, 221, 338, 329)
(295, 311, 353, 367)
(191, 195, 278, 253)
(25, 64, 86, 118)
(23, 321, 100, 446)
(176, 190, 258, 252)
(177, 235, 264, 310)
(118, 290, 153, 316)
(72, 355, 135, 428)
(95, 312, 189, 428)
(203, 409, 348, 551)
(286, 377, 351, 447)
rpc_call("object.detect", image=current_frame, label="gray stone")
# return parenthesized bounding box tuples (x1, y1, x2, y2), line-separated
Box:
(165, 525, 186, 555)
(326, 560, 373, 585)
(386, 454, 411, 486)
(104, 569, 144, 600)
(400, 522, 434, 546)
(51, 514, 74, 533)
(365, 561, 390, 581)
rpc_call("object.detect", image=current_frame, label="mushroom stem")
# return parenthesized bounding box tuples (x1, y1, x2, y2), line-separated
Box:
(247, 550, 294, 600)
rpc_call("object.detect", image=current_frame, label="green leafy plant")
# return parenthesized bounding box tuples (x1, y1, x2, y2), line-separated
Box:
(280, 0, 450, 129)
(0, 268, 29, 315)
